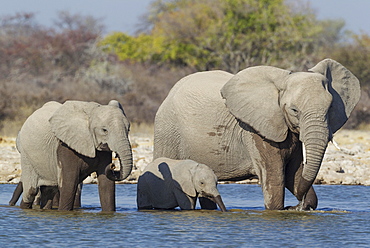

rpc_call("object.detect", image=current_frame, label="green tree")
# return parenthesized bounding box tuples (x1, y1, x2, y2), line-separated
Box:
(101, 0, 339, 73)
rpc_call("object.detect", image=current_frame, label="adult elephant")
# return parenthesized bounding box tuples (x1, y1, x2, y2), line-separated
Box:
(17, 100, 132, 211)
(154, 59, 360, 210)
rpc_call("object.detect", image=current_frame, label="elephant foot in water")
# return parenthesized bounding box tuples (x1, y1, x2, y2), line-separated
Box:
(284, 200, 316, 211)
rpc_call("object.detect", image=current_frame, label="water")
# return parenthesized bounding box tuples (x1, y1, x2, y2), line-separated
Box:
(1, 184, 369, 247)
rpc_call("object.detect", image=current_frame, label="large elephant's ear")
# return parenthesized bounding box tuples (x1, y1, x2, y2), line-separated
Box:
(171, 161, 197, 198)
(49, 101, 100, 158)
(221, 66, 291, 142)
(309, 59, 361, 134)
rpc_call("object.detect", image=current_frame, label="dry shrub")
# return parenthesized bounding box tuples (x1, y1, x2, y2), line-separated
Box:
(0, 60, 193, 136)
(120, 62, 194, 124)
(344, 88, 370, 130)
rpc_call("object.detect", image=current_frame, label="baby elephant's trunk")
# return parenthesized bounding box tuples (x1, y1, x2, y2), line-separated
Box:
(213, 195, 227, 212)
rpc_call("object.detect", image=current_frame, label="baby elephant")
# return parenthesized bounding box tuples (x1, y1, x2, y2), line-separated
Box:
(137, 157, 226, 211)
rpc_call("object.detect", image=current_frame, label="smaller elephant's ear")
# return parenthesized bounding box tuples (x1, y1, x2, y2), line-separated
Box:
(309, 59, 361, 133)
(171, 161, 197, 198)
(108, 100, 127, 116)
(49, 101, 100, 158)
(221, 66, 291, 142)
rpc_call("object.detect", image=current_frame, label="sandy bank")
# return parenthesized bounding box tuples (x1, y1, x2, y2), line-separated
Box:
(0, 129, 369, 185)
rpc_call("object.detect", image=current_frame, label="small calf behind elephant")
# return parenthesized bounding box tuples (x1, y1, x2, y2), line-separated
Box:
(137, 157, 227, 211)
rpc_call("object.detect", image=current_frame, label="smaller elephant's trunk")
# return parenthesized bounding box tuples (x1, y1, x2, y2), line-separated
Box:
(213, 195, 227, 212)
(105, 141, 133, 181)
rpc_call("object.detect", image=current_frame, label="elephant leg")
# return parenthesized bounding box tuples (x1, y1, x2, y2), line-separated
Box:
(97, 174, 115, 211)
(173, 188, 196, 210)
(94, 151, 116, 211)
(97, 167, 116, 212)
(285, 158, 318, 210)
(58, 166, 79, 211)
(20, 159, 39, 209)
(50, 188, 80, 209)
(260, 164, 285, 210)
(52, 190, 60, 208)
(57, 144, 89, 211)
(73, 183, 83, 208)
(57, 146, 81, 211)
(199, 197, 217, 210)
(9, 181, 23, 206)
(39, 186, 58, 209)
(58, 180, 79, 211)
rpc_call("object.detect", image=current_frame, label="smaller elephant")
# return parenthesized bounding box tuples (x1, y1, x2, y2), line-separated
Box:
(137, 157, 227, 211)
(17, 100, 133, 211)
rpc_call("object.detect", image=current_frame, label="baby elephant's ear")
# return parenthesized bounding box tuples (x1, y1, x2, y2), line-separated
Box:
(49, 101, 99, 158)
(171, 161, 197, 197)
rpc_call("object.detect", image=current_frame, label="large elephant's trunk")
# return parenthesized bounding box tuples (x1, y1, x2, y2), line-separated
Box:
(296, 116, 329, 201)
(105, 139, 133, 181)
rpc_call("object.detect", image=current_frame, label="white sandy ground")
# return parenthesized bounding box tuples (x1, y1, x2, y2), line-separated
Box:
(0, 129, 369, 185)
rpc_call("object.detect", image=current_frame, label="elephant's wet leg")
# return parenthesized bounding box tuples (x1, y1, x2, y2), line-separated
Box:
(73, 183, 83, 208)
(252, 133, 285, 210)
(51, 188, 81, 208)
(96, 151, 116, 211)
(58, 169, 80, 211)
(285, 159, 318, 210)
(97, 173, 116, 211)
(52, 190, 60, 208)
(57, 145, 81, 211)
(174, 188, 196, 210)
(199, 197, 217, 210)
(9, 182, 23, 206)
(40, 186, 58, 209)
(20, 159, 39, 209)
(259, 162, 285, 210)
(136, 177, 154, 210)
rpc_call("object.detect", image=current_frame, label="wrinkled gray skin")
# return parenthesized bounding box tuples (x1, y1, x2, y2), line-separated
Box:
(137, 157, 227, 212)
(17, 100, 133, 211)
(154, 59, 360, 210)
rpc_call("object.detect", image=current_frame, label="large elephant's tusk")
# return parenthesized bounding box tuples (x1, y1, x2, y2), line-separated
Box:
(302, 143, 307, 165)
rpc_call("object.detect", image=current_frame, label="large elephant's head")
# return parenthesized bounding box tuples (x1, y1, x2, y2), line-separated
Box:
(221, 58, 360, 202)
(49, 100, 133, 181)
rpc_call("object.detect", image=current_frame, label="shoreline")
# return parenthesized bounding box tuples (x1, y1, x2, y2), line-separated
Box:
(1, 129, 369, 186)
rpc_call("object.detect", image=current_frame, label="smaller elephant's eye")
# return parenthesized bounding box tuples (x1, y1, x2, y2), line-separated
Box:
(290, 107, 299, 116)
(102, 128, 108, 134)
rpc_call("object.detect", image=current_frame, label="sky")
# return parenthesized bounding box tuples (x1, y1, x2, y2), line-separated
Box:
(1, 0, 370, 35)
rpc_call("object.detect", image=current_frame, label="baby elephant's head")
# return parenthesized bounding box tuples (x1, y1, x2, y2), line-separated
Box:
(192, 164, 227, 212)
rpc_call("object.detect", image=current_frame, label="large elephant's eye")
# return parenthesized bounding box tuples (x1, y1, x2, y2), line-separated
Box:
(289, 107, 299, 117)
(102, 128, 108, 135)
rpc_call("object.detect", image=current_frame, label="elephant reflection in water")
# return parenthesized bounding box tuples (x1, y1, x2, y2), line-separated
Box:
(137, 157, 227, 212)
